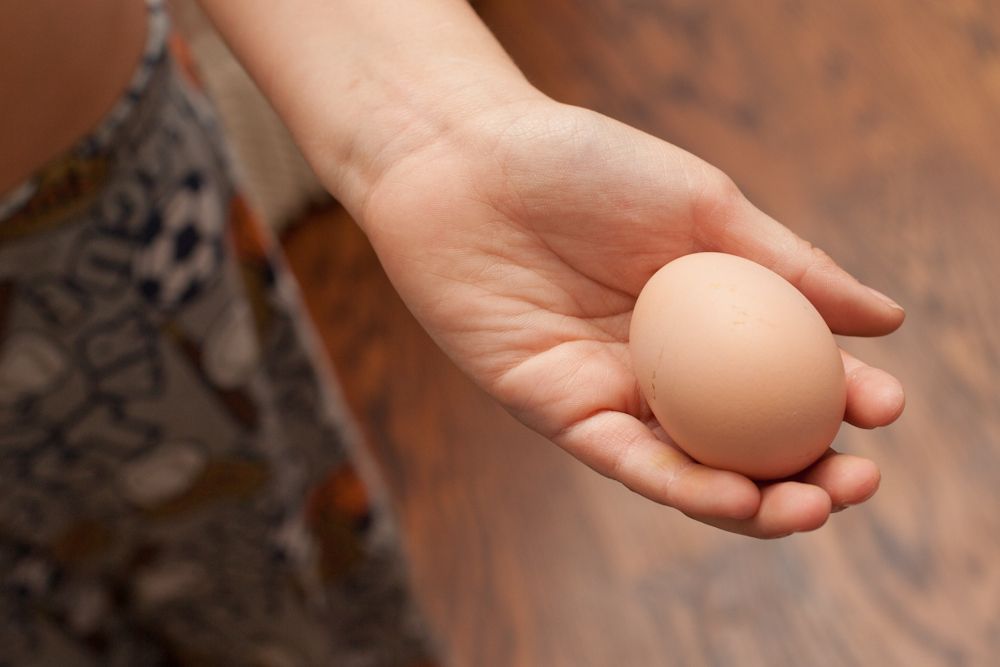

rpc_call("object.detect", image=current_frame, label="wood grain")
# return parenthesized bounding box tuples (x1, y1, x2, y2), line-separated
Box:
(283, 1, 1000, 665)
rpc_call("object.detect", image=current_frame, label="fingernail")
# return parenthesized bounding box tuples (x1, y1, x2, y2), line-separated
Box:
(865, 285, 904, 312)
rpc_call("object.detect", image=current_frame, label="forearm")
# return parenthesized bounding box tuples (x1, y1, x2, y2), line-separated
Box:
(197, 0, 541, 218)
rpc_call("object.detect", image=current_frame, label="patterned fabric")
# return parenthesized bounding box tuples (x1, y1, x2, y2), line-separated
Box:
(0, 2, 437, 665)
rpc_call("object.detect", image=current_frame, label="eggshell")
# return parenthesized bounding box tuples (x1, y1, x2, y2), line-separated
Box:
(629, 252, 846, 479)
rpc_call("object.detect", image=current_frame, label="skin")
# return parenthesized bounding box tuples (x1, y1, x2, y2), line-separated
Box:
(0, 0, 147, 194)
(4, 0, 905, 539)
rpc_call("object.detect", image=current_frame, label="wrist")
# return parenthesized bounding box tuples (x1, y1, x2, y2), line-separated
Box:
(200, 0, 547, 224)
(309, 66, 545, 223)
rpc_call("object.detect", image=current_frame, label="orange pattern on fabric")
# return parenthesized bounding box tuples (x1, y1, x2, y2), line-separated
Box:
(227, 194, 277, 339)
(168, 32, 205, 90)
(308, 463, 371, 521)
(0, 156, 109, 244)
(305, 463, 371, 580)
(228, 193, 270, 262)
(142, 459, 271, 520)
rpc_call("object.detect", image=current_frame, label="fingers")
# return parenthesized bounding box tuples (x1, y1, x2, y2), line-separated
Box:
(797, 450, 881, 509)
(841, 349, 906, 428)
(556, 410, 760, 520)
(690, 451, 880, 538)
(690, 451, 880, 539)
(558, 410, 879, 539)
(691, 482, 832, 539)
(698, 189, 905, 337)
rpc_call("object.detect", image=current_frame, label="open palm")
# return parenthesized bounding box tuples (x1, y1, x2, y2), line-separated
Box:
(358, 101, 904, 538)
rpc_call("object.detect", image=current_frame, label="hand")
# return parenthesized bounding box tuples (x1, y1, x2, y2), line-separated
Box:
(353, 99, 905, 538)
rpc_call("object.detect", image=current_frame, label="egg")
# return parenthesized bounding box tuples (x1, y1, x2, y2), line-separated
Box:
(629, 252, 846, 479)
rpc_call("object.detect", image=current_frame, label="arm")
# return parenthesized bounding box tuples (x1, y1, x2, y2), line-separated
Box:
(196, 0, 538, 216)
(198, 0, 905, 538)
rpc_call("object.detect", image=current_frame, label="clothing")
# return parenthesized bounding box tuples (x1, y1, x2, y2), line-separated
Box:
(0, 2, 436, 664)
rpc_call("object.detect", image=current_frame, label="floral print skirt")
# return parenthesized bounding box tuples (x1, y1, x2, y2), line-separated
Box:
(0, 2, 437, 665)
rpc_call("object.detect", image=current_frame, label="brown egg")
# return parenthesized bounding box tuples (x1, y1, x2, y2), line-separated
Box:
(629, 252, 846, 479)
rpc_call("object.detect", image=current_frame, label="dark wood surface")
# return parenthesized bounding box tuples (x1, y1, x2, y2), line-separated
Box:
(283, 1, 1000, 665)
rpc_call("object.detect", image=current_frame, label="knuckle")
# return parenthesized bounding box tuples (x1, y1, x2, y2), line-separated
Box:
(707, 169, 743, 205)
(689, 163, 745, 226)
(610, 433, 641, 485)
(793, 238, 837, 286)
(807, 242, 835, 267)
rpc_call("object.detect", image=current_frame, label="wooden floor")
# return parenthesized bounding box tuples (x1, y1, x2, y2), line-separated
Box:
(282, 1, 1000, 665)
